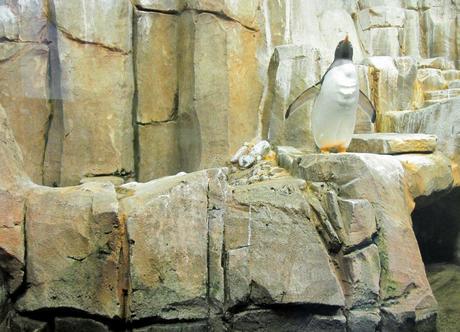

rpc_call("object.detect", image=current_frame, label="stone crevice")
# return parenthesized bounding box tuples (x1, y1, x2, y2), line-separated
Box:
(57, 28, 130, 55)
(134, 5, 258, 32)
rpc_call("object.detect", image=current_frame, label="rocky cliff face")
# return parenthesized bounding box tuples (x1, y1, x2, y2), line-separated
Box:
(0, 0, 460, 331)
(2, 0, 460, 185)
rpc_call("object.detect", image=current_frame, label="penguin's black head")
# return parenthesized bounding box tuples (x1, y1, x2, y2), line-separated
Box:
(334, 35, 353, 61)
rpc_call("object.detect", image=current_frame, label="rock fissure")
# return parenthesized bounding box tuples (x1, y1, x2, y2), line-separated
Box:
(57, 28, 130, 55)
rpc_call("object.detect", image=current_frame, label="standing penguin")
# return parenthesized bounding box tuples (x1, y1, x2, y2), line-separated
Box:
(285, 35, 376, 153)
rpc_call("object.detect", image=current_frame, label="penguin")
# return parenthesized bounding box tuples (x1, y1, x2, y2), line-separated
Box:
(284, 35, 376, 153)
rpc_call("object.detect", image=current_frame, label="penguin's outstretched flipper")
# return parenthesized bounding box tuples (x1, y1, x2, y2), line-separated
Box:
(285, 83, 321, 119)
(358, 91, 376, 123)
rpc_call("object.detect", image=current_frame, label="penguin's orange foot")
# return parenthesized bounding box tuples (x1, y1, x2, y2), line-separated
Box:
(337, 145, 347, 153)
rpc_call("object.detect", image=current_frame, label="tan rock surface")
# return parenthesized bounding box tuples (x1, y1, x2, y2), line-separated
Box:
(178, 12, 263, 171)
(57, 32, 134, 186)
(16, 183, 124, 318)
(348, 133, 438, 154)
(135, 11, 178, 123)
(138, 122, 180, 182)
(51, 0, 133, 52)
(396, 152, 454, 200)
(295, 153, 437, 326)
(120, 172, 210, 321)
(0, 43, 51, 184)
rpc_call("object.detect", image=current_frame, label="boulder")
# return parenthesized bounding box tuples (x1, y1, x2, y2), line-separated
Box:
(16, 183, 124, 319)
(228, 179, 345, 307)
(120, 171, 210, 321)
(294, 153, 437, 327)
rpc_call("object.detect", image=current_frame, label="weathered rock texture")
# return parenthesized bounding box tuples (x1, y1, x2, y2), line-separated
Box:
(1, 0, 459, 184)
(1, 0, 460, 331)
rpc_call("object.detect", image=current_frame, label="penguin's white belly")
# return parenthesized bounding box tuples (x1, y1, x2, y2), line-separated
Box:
(311, 63, 359, 150)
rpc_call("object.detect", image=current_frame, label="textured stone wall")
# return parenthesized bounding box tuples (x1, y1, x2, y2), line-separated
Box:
(0, 103, 444, 331)
(1, 0, 460, 186)
(1, 1, 460, 331)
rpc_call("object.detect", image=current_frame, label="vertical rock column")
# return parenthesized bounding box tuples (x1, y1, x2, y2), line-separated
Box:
(134, 7, 181, 182)
(50, 0, 134, 186)
(0, 0, 51, 185)
(178, 7, 264, 172)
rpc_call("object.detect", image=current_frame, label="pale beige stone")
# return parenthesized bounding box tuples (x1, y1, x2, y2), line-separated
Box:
(364, 57, 399, 114)
(417, 68, 448, 92)
(422, 7, 456, 60)
(135, 11, 178, 123)
(178, 12, 263, 171)
(424, 89, 460, 103)
(0, 6, 18, 40)
(380, 100, 460, 187)
(0, 104, 27, 188)
(319, 9, 365, 63)
(120, 171, 210, 321)
(263, 44, 321, 150)
(294, 153, 436, 320)
(0, 43, 51, 184)
(16, 183, 124, 318)
(348, 133, 438, 154)
(52, 0, 133, 52)
(230, 179, 345, 307)
(0, 190, 25, 294)
(58, 33, 134, 186)
(443, 70, 460, 82)
(358, 0, 402, 7)
(2, 0, 48, 42)
(355, 65, 375, 133)
(138, 122, 180, 182)
(338, 198, 377, 249)
(419, 57, 456, 70)
(360, 27, 401, 57)
(341, 244, 380, 308)
(358, 6, 405, 30)
(396, 153, 453, 200)
(402, 9, 422, 57)
(395, 57, 423, 110)
(187, 0, 261, 30)
(80, 176, 125, 186)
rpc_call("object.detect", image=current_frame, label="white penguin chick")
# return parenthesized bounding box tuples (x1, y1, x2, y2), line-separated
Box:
(285, 35, 376, 153)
